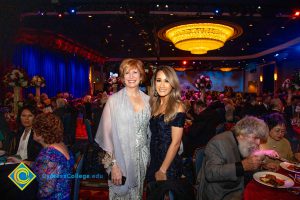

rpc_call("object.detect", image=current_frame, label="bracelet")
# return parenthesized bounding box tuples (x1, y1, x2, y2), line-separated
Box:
(110, 159, 117, 167)
(159, 167, 166, 174)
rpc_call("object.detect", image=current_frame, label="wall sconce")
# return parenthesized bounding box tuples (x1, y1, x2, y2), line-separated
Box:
(274, 73, 278, 81)
(259, 75, 263, 82)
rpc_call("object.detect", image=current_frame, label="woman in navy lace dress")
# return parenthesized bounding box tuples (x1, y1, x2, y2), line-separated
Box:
(147, 66, 185, 182)
(25, 113, 74, 200)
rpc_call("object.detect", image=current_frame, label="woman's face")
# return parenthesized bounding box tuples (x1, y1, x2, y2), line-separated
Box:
(155, 70, 172, 97)
(269, 124, 286, 141)
(20, 109, 34, 128)
(124, 67, 142, 89)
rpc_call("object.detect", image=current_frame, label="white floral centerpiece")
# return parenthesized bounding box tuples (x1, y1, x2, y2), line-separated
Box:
(30, 75, 46, 99)
(31, 75, 46, 87)
(3, 68, 29, 114)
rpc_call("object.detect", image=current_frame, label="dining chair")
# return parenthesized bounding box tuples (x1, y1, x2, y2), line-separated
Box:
(193, 147, 205, 177)
(73, 152, 84, 200)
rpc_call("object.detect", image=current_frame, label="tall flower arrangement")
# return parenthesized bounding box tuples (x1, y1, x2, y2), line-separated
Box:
(282, 70, 300, 91)
(3, 68, 29, 114)
(194, 75, 212, 90)
(3, 68, 29, 88)
(194, 75, 212, 101)
(31, 75, 46, 98)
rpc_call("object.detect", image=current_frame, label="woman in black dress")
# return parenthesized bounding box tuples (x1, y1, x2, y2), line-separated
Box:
(147, 66, 185, 182)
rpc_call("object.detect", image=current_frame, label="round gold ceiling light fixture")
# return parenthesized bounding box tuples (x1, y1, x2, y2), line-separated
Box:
(158, 20, 243, 55)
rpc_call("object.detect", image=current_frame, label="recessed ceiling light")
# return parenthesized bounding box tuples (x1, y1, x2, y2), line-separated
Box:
(281, 26, 285, 29)
(241, 48, 245, 51)
(210, 16, 214, 19)
(88, 15, 92, 18)
(156, 4, 160, 8)
(121, 39, 124, 42)
(249, 24, 253, 27)
(170, 13, 174, 16)
(246, 42, 250, 46)
(266, 33, 270, 36)
(128, 49, 131, 52)
(107, 25, 111, 28)
(257, 6, 261, 10)
(258, 38, 262, 42)
(171, 48, 175, 51)
(129, 16, 133, 19)
(165, 5, 168, 8)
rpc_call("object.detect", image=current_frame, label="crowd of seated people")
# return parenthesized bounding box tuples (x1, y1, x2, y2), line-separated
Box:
(0, 86, 299, 199)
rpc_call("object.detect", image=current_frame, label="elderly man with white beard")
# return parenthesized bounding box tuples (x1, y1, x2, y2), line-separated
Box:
(196, 116, 279, 200)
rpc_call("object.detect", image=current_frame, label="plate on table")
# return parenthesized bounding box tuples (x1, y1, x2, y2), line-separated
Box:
(0, 150, 6, 156)
(280, 162, 300, 174)
(253, 171, 294, 188)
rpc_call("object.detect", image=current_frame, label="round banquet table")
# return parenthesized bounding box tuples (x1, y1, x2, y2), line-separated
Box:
(244, 168, 300, 200)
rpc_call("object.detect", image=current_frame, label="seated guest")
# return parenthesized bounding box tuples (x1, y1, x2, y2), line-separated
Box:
(183, 100, 220, 157)
(8, 106, 42, 162)
(196, 116, 279, 200)
(24, 113, 74, 200)
(260, 113, 300, 171)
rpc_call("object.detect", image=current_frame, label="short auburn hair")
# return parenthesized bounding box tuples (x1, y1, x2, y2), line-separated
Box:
(33, 113, 63, 144)
(119, 58, 146, 83)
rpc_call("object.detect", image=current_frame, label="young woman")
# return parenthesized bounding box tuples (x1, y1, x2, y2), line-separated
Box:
(147, 66, 185, 182)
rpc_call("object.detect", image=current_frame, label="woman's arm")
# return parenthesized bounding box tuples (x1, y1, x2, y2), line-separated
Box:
(155, 126, 183, 180)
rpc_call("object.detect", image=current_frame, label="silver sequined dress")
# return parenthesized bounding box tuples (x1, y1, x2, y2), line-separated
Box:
(110, 108, 150, 200)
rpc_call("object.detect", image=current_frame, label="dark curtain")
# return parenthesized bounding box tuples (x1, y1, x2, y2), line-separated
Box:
(263, 64, 275, 93)
(12, 45, 90, 98)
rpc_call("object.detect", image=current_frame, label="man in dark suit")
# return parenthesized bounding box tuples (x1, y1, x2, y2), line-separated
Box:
(183, 101, 221, 157)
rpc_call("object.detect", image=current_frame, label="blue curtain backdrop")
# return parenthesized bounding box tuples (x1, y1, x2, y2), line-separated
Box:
(12, 45, 90, 98)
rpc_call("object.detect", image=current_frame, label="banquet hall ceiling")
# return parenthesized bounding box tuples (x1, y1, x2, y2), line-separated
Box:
(7, 0, 300, 70)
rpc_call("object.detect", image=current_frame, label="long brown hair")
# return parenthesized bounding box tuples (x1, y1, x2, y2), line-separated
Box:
(150, 66, 184, 123)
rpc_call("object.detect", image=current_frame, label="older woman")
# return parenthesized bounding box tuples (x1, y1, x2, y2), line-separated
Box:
(95, 58, 151, 199)
(260, 113, 300, 171)
(26, 113, 74, 200)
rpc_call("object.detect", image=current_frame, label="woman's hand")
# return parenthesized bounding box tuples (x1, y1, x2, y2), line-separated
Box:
(111, 164, 123, 185)
(155, 169, 167, 181)
(7, 156, 21, 163)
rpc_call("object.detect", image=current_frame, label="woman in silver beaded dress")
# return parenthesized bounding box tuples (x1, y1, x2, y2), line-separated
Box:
(95, 58, 151, 200)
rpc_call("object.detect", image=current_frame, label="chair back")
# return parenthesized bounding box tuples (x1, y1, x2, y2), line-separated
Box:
(84, 119, 94, 144)
(73, 153, 84, 200)
(194, 147, 205, 176)
(62, 113, 72, 145)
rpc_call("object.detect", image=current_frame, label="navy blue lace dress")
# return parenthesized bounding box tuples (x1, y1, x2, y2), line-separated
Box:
(147, 112, 186, 182)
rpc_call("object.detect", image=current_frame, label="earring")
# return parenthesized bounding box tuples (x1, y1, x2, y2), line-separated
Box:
(154, 90, 158, 97)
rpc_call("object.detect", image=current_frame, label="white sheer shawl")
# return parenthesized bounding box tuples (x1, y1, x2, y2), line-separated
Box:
(95, 88, 151, 195)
